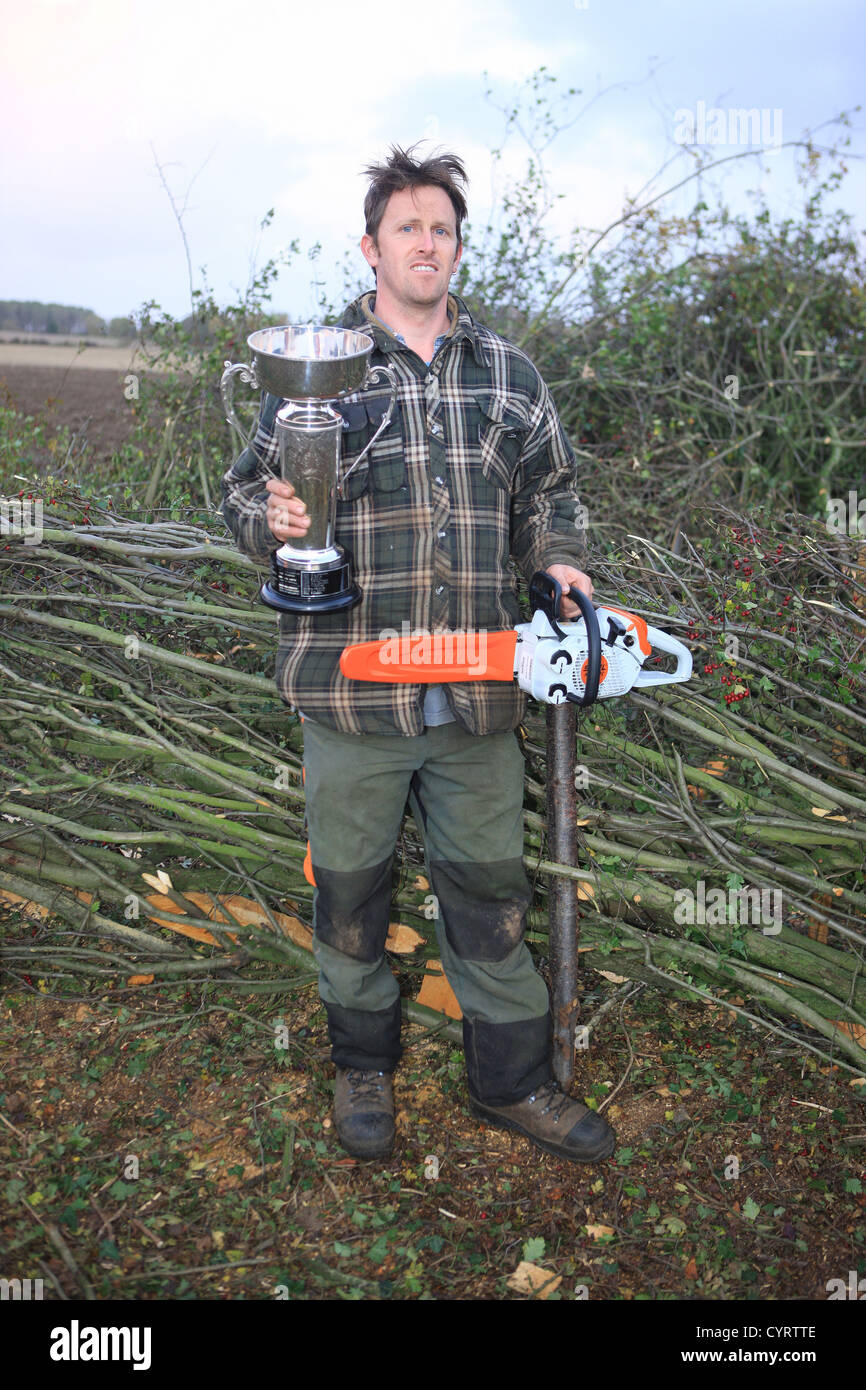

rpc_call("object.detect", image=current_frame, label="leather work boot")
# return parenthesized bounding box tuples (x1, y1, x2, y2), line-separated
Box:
(470, 1079, 616, 1163)
(333, 1068, 395, 1160)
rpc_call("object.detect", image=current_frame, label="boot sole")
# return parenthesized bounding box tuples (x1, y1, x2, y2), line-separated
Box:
(335, 1127, 396, 1161)
(339, 1139, 397, 1162)
(469, 1100, 616, 1164)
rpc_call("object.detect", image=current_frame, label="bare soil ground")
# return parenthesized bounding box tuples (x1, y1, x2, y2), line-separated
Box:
(2, 926, 865, 1304)
(0, 362, 139, 464)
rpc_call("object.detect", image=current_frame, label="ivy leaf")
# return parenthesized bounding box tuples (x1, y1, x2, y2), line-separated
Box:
(368, 1235, 389, 1262)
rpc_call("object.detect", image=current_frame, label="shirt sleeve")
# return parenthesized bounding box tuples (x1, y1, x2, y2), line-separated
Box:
(509, 376, 590, 582)
(219, 391, 285, 567)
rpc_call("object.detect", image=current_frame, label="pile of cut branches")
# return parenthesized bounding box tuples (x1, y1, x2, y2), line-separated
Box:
(1, 494, 864, 1070)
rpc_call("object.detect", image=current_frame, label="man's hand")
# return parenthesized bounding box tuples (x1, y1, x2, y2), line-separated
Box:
(545, 564, 594, 620)
(265, 477, 311, 543)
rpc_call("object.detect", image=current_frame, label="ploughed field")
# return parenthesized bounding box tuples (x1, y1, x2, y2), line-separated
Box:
(0, 337, 159, 466)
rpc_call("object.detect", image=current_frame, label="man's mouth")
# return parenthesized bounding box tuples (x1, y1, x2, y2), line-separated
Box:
(410, 263, 439, 274)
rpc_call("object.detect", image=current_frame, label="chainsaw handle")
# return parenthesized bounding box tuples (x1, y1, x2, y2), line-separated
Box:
(631, 625, 693, 688)
(566, 585, 601, 707)
(529, 571, 601, 707)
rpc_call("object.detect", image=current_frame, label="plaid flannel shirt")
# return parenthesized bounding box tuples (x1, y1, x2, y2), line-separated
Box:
(220, 291, 589, 737)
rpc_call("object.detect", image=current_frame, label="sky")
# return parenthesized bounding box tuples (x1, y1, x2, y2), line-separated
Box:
(1, 0, 864, 324)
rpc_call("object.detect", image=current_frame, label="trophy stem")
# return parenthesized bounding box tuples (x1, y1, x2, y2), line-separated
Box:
(262, 400, 361, 614)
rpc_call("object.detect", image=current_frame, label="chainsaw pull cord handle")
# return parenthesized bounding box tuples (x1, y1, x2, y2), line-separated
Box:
(529, 570, 602, 708)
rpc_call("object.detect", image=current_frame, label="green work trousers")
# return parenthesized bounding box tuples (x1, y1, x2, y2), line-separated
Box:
(301, 718, 553, 1106)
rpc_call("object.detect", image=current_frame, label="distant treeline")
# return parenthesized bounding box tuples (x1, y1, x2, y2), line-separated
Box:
(0, 301, 135, 338)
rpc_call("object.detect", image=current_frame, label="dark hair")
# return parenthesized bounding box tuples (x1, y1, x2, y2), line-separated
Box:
(362, 144, 468, 246)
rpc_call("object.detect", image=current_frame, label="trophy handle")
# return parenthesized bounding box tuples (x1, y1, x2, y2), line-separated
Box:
(338, 364, 399, 497)
(221, 360, 260, 455)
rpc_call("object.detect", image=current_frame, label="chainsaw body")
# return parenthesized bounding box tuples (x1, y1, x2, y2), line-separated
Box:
(513, 602, 691, 704)
(339, 571, 692, 708)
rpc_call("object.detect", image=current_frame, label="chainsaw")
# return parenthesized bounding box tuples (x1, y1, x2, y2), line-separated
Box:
(339, 571, 692, 707)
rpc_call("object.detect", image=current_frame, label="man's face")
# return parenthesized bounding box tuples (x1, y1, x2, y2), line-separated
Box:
(361, 185, 462, 311)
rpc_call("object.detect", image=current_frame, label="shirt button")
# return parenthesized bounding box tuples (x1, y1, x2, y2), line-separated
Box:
(437, 530, 447, 539)
(435, 585, 446, 596)
(430, 424, 442, 437)
(434, 475, 445, 486)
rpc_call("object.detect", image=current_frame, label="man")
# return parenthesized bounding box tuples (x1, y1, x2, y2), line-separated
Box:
(221, 146, 616, 1165)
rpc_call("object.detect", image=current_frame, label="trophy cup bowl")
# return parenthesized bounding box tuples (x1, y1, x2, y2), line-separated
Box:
(221, 325, 398, 616)
(245, 325, 375, 399)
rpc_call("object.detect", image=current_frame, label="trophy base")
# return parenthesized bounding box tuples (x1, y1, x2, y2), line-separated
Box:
(260, 547, 362, 615)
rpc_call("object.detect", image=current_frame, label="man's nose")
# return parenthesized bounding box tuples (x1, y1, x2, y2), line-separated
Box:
(414, 228, 436, 255)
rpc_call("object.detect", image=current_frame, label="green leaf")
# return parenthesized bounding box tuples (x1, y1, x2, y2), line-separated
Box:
(522, 1236, 546, 1262)
(368, 1235, 389, 1262)
(742, 1196, 760, 1221)
(108, 1180, 138, 1199)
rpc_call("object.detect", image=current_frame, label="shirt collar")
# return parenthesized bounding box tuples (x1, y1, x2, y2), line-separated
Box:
(350, 291, 488, 366)
(370, 300, 449, 359)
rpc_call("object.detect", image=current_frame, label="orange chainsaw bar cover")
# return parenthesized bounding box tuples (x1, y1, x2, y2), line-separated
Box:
(340, 630, 519, 683)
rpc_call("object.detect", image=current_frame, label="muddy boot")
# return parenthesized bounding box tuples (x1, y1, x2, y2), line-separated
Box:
(470, 1079, 616, 1163)
(333, 1068, 395, 1160)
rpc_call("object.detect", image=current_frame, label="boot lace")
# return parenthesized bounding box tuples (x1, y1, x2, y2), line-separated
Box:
(345, 1069, 387, 1100)
(528, 1080, 575, 1125)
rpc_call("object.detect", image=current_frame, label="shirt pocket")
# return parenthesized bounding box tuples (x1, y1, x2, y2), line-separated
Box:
(335, 393, 406, 501)
(473, 390, 532, 492)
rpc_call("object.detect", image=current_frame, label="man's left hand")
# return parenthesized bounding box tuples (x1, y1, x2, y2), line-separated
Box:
(544, 564, 594, 620)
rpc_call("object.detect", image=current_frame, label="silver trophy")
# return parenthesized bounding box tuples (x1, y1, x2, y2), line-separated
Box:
(221, 325, 397, 614)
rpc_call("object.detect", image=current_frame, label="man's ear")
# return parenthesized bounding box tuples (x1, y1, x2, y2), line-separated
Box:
(360, 234, 379, 270)
(451, 240, 463, 276)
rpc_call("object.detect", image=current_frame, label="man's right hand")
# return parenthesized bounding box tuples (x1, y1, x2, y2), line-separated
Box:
(265, 477, 311, 542)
